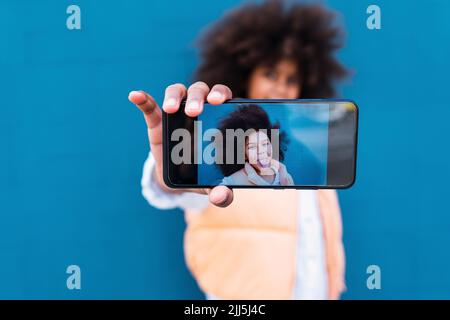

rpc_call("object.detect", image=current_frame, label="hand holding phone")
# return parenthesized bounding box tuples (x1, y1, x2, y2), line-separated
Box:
(128, 82, 235, 207)
(163, 99, 358, 189)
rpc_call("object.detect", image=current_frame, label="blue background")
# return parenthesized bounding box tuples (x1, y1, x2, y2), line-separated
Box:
(1, 0, 449, 299)
(197, 103, 329, 185)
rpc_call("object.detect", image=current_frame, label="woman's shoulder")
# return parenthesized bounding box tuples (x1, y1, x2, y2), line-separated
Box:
(221, 168, 251, 185)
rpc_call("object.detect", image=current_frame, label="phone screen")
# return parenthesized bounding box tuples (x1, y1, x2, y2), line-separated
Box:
(163, 99, 358, 188)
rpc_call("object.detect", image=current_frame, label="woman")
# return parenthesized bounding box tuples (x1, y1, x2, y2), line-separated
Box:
(129, 1, 349, 299)
(217, 104, 294, 186)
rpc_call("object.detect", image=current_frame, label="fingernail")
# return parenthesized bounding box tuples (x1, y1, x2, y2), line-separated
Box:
(218, 193, 228, 204)
(209, 91, 222, 100)
(129, 91, 144, 101)
(186, 100, 200, 111)
(212, 190, 227, 204)
(164, 98, 176, 108)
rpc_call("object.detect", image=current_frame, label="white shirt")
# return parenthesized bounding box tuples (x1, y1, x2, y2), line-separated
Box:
(141, 152, 328, 299)
(221, 162, 280, 186)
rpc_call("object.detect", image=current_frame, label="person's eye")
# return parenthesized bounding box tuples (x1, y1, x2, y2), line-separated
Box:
(264, 70, 277, 81)
(287, 76, 299, 86)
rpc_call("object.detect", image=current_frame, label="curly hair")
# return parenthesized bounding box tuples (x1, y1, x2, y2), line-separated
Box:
(216, 104, 288, 177)
(194, 0, 349, 98)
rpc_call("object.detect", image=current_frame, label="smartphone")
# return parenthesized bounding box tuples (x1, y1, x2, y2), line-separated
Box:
(163, 99, 358, 189)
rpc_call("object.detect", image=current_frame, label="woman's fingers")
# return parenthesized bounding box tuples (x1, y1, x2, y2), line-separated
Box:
(128, 91, 160, 127)
(207, 84, 233, 105)
(184, 83, 234, 206)
(185, 81, 210, 117)
(208, 186, 234, 207)
(185, 83, 234, 206)
(130, 83, 236, 208)
(184, 186, 234, 207)
(162, 83, 187, 113)
(128, 90, 163, 146)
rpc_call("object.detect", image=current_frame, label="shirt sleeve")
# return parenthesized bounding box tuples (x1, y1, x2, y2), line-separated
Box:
(141, 151, 210, 211)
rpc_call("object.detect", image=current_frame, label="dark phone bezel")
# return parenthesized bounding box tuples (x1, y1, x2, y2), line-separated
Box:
(162, 98, 359, 190)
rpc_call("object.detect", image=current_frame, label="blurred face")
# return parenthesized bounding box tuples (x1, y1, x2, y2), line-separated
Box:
(245, 130, 273, 169)
(247, 59, 301, 99)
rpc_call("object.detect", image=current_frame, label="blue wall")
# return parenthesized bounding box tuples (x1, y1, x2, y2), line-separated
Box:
(0, 0, 449, 299)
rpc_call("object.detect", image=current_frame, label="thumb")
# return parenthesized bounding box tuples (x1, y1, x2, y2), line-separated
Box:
(207, 186, 234, 208)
